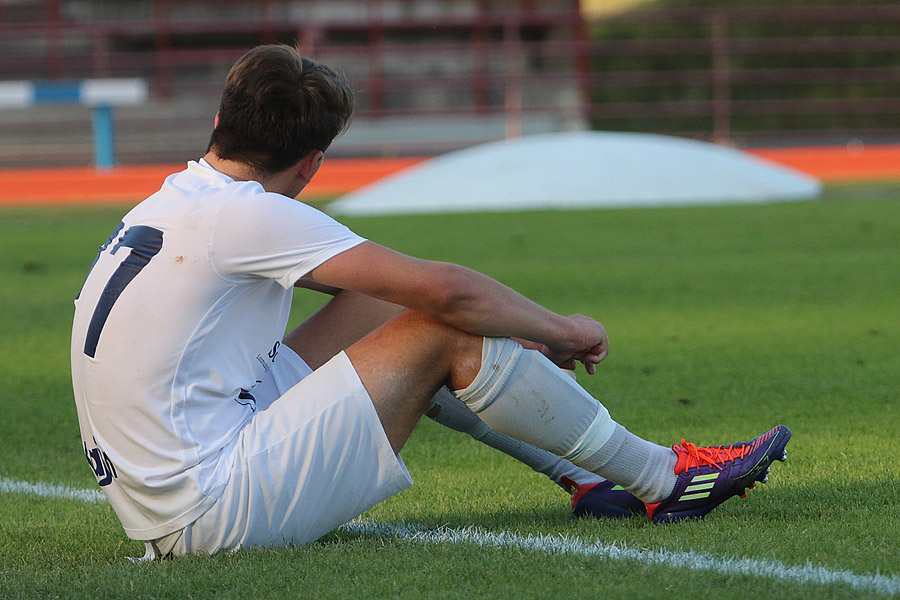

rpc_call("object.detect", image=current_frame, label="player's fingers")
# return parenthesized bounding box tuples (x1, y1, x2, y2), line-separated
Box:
(573, 353, 597, 375)
(559, 358, 578, 370)
(589, 341, 609, 363)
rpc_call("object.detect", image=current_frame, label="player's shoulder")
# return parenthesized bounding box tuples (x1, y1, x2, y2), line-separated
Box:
(219, 181, 333, 228)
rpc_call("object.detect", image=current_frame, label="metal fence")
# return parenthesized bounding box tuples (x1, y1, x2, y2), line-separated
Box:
(1, 0, 898, 165)
(587, 5, 900, 145)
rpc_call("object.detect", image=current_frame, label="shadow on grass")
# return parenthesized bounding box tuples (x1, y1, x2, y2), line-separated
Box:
(325, 476, 899, 545)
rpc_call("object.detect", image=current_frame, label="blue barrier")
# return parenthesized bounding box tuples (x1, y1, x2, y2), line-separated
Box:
(0, 79, 148, 168)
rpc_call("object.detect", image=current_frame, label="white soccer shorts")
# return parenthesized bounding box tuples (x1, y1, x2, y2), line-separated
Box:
(149, 348, 412, 556)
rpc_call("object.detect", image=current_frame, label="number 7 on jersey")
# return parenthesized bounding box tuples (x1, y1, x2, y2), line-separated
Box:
(83, 225, 164, 358)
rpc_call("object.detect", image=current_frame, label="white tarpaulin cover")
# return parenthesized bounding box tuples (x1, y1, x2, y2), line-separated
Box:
(328, 131, 821, 216)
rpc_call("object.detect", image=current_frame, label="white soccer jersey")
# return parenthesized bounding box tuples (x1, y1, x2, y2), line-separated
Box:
(71, 159, 365, 540)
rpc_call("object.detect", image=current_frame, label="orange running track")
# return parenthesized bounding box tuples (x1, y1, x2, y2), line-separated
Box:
(0, 158, 426, 207)
(747, 145, 900, 183)
(0, 145, 897, 207)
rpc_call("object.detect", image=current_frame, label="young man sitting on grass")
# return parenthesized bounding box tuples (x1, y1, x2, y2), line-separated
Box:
(71, 44, 791, 557)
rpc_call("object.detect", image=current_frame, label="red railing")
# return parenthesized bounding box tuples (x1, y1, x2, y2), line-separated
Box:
(1, 1, 898, 163)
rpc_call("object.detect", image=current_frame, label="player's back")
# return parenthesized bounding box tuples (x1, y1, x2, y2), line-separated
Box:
(70, 161, 294, 538)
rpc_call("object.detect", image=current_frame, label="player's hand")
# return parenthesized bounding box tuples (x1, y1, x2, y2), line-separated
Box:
(539, 314, 610, 375)
(514, 337, 587, 372)
(567, 313, 609, 375)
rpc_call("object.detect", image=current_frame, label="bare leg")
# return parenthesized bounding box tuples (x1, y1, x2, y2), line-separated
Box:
(286, 295, 675, 504)
(287, 294, 602, 488)
(349, 320, 675, 503)
(345, 310, 483, 453)
(284, 290, 402, 370)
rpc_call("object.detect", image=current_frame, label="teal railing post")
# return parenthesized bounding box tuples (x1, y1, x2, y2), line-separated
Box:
(92, 104, 115, 168)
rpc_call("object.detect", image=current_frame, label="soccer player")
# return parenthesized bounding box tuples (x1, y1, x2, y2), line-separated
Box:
(71, 45, 791, 558)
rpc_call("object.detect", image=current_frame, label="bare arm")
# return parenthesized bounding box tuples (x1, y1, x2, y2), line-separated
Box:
(307, 241, 609, 372)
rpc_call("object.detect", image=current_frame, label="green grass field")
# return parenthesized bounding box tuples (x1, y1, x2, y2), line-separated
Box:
(1, 185, 898, 599)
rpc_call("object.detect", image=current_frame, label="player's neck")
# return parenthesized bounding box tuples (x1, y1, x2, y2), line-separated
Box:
(202, 152, 302, 198)
(202, 152, 260, 185)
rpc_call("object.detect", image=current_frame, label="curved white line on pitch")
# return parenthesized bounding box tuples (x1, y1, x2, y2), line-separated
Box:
(343, 520, 900, 596)
(3, 476, 898, 595)
(0, 475, 107, 504)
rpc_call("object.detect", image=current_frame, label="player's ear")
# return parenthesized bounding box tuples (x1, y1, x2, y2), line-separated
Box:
(297, 150, 325, 184)
(214, 112, 220, 128)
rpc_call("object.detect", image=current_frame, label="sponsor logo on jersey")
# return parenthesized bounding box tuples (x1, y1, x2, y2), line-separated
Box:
(256, 340, 281, 374)
(236, 388, 257, 412)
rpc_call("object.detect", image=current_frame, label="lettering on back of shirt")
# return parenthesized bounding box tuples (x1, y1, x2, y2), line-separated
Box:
(84, 439, 118, 487)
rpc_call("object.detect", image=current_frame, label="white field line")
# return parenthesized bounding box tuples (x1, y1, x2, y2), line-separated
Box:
(344, 520, 900, 596)
(1, 475, 107, 504)
(4, 476, 900, 596)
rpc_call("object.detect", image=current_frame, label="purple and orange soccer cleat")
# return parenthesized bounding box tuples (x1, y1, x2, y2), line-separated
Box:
(565, 478, 646, 519)
(646, 425, 792, 523)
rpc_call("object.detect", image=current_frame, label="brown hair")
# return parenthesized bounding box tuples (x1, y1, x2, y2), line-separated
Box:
(207, 45, 353, 175)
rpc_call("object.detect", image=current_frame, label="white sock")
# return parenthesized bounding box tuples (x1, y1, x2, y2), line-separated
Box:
(426, 387, 604, 491)
(455, 337, 677, 503)
(576, 423, 677, 504)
